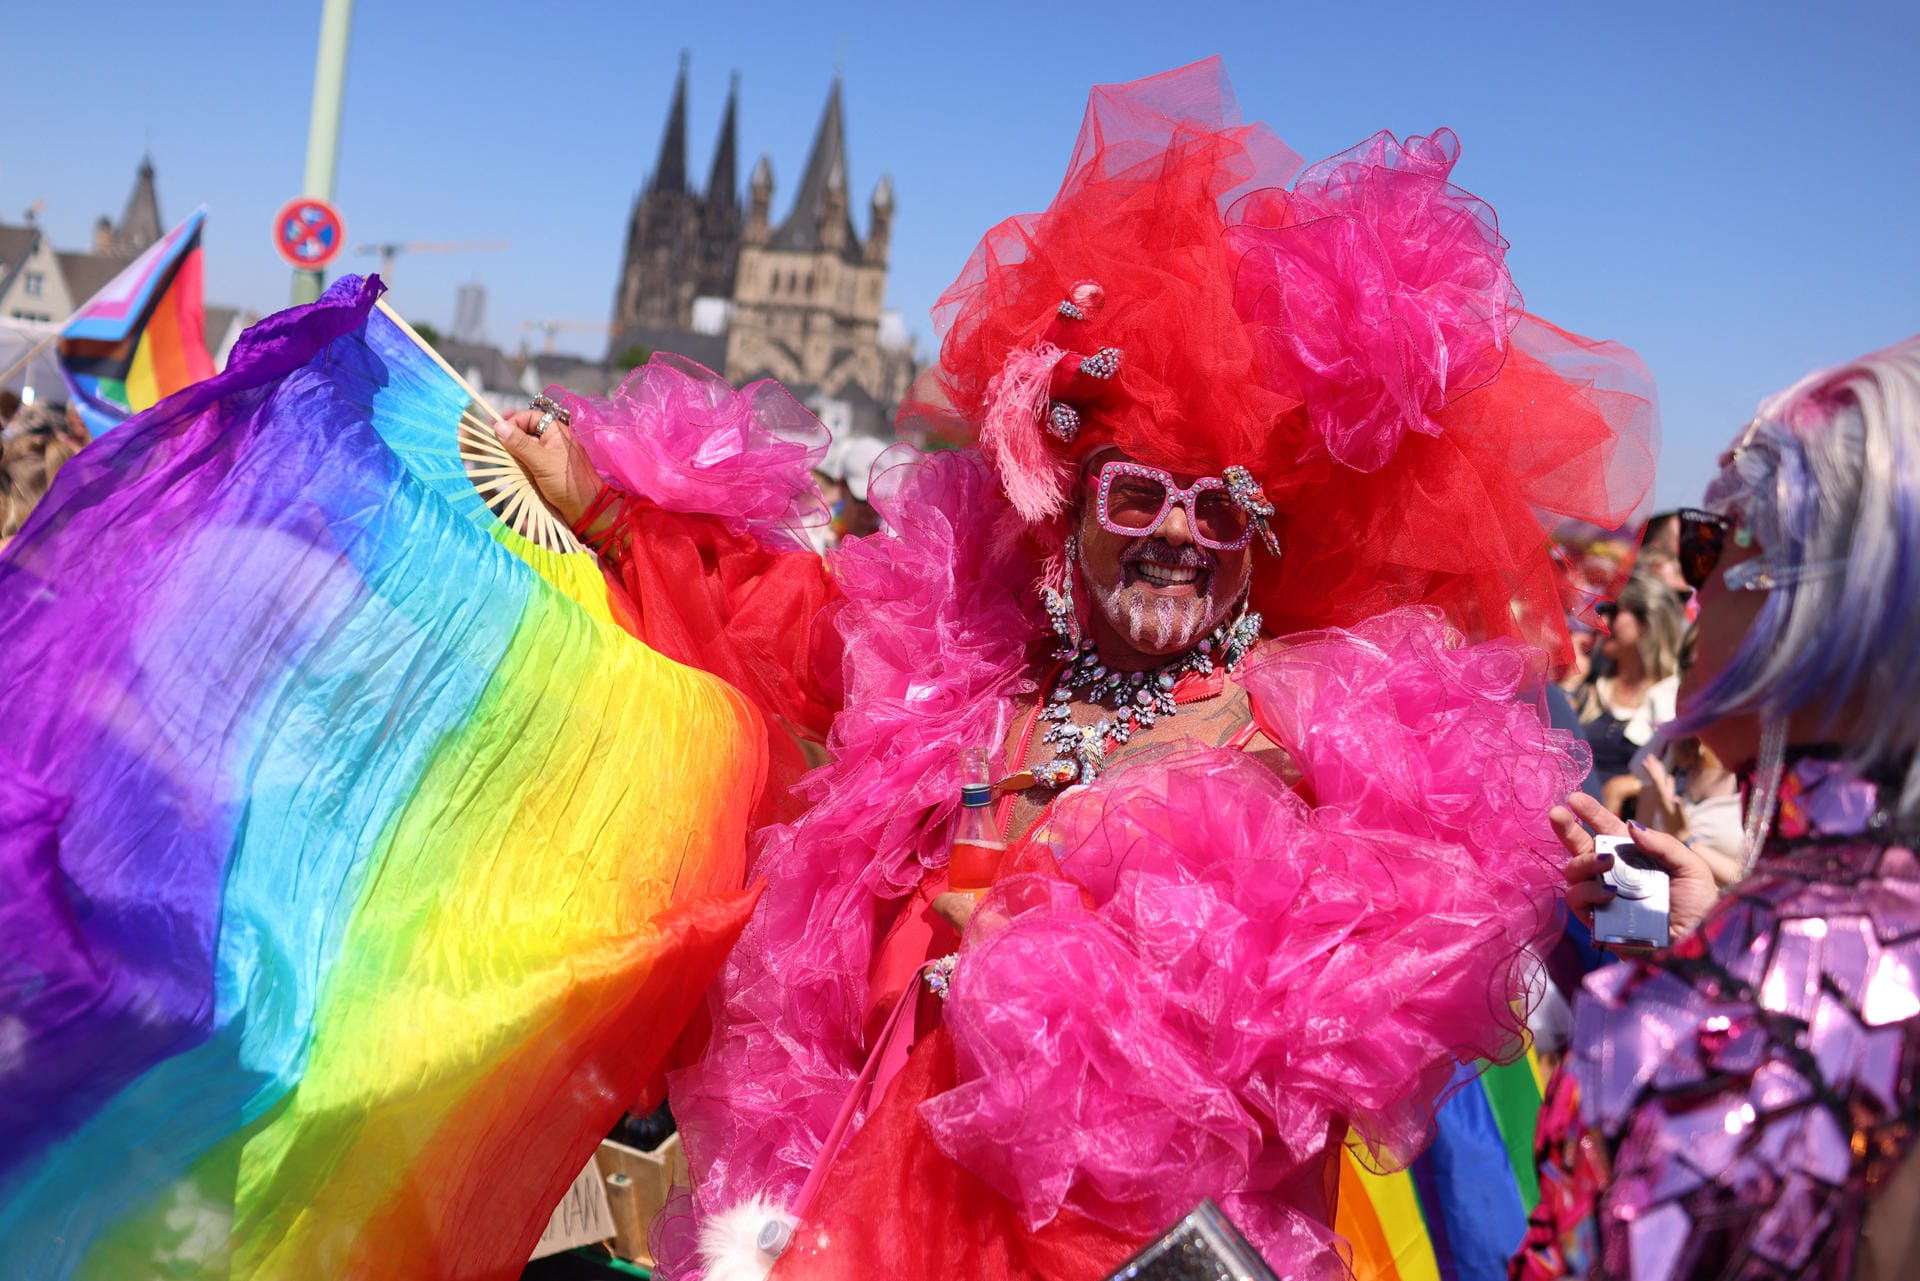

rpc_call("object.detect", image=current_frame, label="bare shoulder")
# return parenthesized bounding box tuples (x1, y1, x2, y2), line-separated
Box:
(1208, 639, 1303, 788)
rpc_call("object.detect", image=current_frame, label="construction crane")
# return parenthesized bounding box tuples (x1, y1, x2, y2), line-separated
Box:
(521, 319, 612, 355)
(354, 240, 510, 282)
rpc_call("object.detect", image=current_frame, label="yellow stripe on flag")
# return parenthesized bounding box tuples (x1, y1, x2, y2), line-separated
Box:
(1337, 1148, 1443, 1281)
(124, 333, 160, 413)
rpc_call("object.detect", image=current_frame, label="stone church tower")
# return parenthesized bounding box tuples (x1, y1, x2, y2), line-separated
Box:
(608, 56, 741, 354)
(724, 76, 907, 407)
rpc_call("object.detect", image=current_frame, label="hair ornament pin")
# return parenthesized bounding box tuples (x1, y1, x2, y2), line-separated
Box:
(1055, 279, 1104, 324)
(1046, 402, 1081, 443)
(1222, 465, 1282, 555)
(1079, 348, 1122, 380)
(1066, 279, 1105, 316)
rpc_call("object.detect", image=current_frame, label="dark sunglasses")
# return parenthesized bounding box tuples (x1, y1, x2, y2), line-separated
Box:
(1677, 508, 1728, 590)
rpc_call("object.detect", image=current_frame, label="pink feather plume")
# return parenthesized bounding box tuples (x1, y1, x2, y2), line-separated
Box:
(979, 343, 1073, 524)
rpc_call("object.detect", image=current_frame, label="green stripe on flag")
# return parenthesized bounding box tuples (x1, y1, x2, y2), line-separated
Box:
(1480, 1054, 1544, 1211)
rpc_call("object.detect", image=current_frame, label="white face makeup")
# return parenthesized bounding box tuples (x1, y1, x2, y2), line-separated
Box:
(1077, 528, 1252, 656)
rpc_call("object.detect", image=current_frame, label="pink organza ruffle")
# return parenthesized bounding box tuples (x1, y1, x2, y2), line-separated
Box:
(553, 353, 829, 550)
(1230, 129, 1519, 473)
(920, 609, 1579, 1271)
(655, 447, 1045, 1276)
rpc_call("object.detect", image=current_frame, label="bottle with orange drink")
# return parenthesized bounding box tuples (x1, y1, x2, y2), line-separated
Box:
(946, 746, 1005, 898)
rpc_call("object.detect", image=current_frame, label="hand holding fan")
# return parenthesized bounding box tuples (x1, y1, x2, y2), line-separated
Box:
(0, 275, 763, 1280)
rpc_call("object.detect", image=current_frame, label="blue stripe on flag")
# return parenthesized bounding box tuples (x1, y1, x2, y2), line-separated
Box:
(1409, 1066, 1530, 1281)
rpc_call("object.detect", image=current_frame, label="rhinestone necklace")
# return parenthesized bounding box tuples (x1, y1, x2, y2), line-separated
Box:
(1031, 610, 1261, 788)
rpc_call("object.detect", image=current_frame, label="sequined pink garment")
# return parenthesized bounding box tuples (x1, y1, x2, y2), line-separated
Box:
(1517, 755, 1920, 1281)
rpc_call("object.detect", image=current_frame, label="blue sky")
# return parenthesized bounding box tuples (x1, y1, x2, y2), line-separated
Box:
(7, 1, 1916, 508)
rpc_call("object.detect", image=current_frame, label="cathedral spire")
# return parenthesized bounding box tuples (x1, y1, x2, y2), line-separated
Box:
(705, 71, 740, 214)
(769, 73, 862, 260)
(648, 51, 691, 195)
(112, 155, 162, 258)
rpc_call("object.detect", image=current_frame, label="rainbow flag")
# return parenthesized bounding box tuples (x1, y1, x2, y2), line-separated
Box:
(58, 207, 217, 435)
(1336, 1053, 1548, 1281)
(0, 276, 764, 1279)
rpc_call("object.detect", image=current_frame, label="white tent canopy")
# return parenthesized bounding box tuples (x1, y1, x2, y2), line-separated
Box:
(0, 318, 65, 406)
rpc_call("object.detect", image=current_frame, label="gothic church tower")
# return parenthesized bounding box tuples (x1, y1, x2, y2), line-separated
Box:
(608, 56, 741, 355)
(724, 75, 903, 405)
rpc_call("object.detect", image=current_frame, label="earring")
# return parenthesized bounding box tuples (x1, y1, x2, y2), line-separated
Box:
(1043, 535, 1084, 656)
(1741, 718, 1788, 873)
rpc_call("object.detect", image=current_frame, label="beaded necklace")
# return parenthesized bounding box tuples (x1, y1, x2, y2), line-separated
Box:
(1029, 610, 1261, 788)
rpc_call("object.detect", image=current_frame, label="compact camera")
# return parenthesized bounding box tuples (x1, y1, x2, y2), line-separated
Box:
(1591, 834, 1670, 950)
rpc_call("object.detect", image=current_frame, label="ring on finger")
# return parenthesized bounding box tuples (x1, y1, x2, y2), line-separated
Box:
(528, 395, 571, 439)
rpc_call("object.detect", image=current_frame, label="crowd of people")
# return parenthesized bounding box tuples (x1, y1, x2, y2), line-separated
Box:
(1560, 528, 1749, 877)
(0, 390, 89, 552)
(3, 56, 1915, 1281)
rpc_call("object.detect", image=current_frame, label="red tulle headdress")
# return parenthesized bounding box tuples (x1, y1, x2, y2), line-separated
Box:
(912, 57, 1656, 662)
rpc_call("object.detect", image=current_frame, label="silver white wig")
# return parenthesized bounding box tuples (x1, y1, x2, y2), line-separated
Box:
(1672, 334, 1920, 819)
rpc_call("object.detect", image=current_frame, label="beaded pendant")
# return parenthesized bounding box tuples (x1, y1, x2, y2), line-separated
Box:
(1032, 611, 1260, 789)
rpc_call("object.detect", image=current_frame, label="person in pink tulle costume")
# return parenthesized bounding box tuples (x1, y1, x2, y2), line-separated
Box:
(498, 58, 1655, 1280)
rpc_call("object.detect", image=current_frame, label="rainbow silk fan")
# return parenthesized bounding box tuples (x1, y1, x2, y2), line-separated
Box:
(0, 275, 765, 1280)
(365, 296, 607, 596)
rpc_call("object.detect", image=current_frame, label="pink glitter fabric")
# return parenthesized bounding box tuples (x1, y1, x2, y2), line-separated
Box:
(1516, 754, 1920, 1281)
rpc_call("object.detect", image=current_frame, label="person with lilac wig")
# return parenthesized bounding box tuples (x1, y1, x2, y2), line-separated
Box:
(1517, 335, 1920, 1280)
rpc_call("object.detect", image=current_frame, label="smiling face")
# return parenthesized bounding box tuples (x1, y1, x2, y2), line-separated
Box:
(1073, 451, 1256, 665)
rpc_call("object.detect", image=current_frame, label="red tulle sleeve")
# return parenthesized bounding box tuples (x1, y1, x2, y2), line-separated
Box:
(553, 355, 844, 822)
(591, 501, 840, 825)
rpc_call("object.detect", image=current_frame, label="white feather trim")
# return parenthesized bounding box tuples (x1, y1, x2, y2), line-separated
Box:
(696, 1194, 795, 1281)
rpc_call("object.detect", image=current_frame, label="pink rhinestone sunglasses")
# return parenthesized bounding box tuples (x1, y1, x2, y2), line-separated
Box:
(1093, 460, 1256, 551)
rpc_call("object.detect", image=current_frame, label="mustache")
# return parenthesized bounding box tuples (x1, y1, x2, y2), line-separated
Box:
(1122, 539, 1216, 572)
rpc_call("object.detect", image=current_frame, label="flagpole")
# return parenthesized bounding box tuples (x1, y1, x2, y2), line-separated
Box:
(294, 0, 354, 305)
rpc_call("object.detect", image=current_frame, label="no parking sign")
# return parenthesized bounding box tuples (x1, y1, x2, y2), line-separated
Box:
(272, 197, 346, 270)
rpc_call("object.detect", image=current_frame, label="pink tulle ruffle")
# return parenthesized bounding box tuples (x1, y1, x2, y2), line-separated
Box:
(553, 354, 829, 550)
(920, 609, 1578, 1271)
(656, 448, 1044, 1276)
(1231, 129, 1520, 473)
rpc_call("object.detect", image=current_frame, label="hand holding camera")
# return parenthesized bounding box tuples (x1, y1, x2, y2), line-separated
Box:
(1590, 834, 1670, 949)
(1552, 792, 1723, 949)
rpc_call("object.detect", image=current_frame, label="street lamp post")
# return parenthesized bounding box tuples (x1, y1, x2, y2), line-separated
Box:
(293, 0, 354, 304)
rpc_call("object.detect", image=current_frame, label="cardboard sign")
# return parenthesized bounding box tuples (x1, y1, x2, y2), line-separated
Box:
(529, 1156, 617, 1261)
